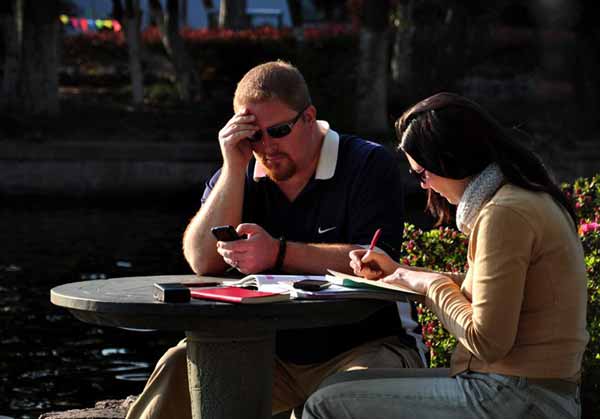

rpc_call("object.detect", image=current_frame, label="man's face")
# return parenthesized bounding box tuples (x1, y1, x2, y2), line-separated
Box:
(241, 100, 312, 182)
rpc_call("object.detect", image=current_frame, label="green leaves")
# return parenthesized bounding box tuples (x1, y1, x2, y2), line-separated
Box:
(402, 223, 466, 367)
(563, 176, 600, 374)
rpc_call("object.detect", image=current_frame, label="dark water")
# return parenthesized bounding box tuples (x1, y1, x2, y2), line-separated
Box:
(0, 198, 200, 419)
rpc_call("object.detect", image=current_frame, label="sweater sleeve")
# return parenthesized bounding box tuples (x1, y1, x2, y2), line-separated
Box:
(427, 204, 535, 363)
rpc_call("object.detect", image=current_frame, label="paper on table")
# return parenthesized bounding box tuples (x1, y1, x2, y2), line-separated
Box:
(290, 283, 420, 302)
(223, 274, 326, 293)
(326, 270, 423, 296)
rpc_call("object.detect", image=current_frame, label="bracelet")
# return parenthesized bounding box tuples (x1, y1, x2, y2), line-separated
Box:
(274, 237, 287, 272)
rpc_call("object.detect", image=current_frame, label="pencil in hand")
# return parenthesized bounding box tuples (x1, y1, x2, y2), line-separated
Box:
(368, 228, 382, 251)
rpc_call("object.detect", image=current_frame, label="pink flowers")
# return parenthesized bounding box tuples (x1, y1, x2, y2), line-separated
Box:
(579, 222, 600, 235)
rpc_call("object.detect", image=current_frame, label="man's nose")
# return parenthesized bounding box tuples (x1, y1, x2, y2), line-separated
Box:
(260, 133, 277, 150)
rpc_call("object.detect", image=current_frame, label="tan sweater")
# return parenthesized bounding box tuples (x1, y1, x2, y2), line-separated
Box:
(427, 184, 589, 382)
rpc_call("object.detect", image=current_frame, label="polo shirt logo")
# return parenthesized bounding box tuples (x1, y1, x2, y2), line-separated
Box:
(317, 226, 336, 234)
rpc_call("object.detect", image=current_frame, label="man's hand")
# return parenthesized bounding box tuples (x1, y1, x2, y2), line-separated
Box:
(218, 109, 258, 170)
(216, 223, 279, 274)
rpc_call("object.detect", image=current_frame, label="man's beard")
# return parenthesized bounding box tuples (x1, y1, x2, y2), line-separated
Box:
(257, 153, 297, 182)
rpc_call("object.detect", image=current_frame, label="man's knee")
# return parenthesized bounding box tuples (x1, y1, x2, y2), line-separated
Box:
(154, 342, 188, 380)
(340, 339, 422, 372)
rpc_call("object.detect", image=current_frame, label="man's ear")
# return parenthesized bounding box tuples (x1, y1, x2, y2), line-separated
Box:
(303, 104, 317, 123)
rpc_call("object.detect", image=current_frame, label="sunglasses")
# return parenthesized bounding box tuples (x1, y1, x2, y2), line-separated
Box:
(408, 168, 427, 183)
(247, 106, 308, 143)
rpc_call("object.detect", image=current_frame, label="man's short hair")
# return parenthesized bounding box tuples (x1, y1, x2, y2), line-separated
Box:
(233, 61, 312, 112)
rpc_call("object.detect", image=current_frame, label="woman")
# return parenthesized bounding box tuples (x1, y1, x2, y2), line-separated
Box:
(302, 93, 589, 419)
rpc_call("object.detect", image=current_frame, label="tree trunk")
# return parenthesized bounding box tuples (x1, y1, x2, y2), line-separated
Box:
(180, 0, 187, 27)
(20, 0, 60, 116)
(219, 0, 248, 30)
(390, 1, 414, 85)
(203, 0, 217, 29)
(123, 0, 144, 107)
(408, 1, 468, 100)
(355, 0, 390, 134)
(287, 0, 304, 41)
(149, 0, 203, 103)
(574, 0, 600, 126)
(1, 0, 21, 110)
(111, 0, 124, 20)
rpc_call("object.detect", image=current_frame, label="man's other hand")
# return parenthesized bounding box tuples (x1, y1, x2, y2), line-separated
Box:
(216, 223, 279, 274)
(218, 109, 258, 170)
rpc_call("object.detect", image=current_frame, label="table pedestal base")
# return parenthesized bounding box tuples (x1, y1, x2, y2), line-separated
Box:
(186, 328, 275, 419)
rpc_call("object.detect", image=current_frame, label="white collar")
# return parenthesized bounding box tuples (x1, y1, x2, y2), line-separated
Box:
(253, 120, 340, 181)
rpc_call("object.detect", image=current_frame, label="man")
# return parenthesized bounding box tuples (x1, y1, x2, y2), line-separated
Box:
(126, 61, 424, 419)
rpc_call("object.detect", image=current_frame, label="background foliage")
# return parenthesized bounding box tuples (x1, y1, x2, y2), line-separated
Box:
(60, 26, 360, 130)
(403, 175, 600, 416)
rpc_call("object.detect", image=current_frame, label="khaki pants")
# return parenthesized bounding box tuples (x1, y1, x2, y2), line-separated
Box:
(125, 336, 423, 419)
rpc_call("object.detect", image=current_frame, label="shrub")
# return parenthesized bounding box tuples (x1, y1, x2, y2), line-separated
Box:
(404, 174, 600, 416)
(566, 176, 600, 368)
(565, 175, 600, 413)
(401, 224, 466, 367)
(145, 83, 180, 105)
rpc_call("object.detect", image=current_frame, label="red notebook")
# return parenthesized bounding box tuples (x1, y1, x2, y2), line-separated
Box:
(190, 286, 290, 304)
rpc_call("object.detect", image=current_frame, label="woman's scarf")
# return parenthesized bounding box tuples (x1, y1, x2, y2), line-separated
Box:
(456, 163, 504, 235)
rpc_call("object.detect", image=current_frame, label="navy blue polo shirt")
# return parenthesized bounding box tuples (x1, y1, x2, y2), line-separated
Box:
(202, 124, 410, 363)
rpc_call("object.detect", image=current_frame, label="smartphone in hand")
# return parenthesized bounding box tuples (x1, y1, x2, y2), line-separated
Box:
(211, 225, 246, 241)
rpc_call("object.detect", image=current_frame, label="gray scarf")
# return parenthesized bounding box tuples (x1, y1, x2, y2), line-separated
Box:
(456, 163, 505, 235)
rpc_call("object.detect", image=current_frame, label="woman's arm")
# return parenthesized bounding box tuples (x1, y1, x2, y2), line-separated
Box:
(428, 205, 534, 363)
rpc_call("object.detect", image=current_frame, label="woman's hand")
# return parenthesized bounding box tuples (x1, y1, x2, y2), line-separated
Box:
(349, 249, 400, 280)
(380, 266, 446, 295)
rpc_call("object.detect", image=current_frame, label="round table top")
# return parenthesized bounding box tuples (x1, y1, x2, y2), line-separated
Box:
(51, 275, 391, 332)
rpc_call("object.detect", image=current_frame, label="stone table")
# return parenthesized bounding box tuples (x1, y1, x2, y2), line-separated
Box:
(51, 275, 391, 419)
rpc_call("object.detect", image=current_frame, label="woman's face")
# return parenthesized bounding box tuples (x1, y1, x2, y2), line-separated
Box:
(405, 154, 470, 205)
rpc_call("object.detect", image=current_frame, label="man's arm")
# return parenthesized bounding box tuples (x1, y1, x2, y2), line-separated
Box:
(214, 224, 359, 275)
(283, 242, 361, 274)
(183, 110, 257, 275)
(183, 166, 246, 274)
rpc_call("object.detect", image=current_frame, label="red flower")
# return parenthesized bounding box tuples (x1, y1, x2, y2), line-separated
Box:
(579, 222, 600, 235)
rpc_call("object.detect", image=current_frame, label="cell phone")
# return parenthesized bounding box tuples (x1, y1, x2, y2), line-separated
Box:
(211, 225, 246, 241)
(292, 279, 331, 291)
(153, 283, 191, 303)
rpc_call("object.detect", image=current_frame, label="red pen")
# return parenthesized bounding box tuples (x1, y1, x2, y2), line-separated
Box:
(368, 228, 382, 251)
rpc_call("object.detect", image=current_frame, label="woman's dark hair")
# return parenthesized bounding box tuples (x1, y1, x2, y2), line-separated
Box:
(395, 92, 577, 226)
